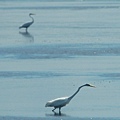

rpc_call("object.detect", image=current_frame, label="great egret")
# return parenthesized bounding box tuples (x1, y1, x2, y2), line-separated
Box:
(19, 13, 35, 32)
(45, 83, 95, 115)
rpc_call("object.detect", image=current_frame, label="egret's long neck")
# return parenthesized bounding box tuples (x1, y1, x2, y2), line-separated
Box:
(29, 15, 34, 23)
(68, 85, 85, 101)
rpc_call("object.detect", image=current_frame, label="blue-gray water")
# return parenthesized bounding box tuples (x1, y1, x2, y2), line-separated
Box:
(0, 0, 120, 119)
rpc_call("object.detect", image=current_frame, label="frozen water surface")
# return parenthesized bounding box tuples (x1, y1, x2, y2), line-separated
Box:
(0, 0, 120, 119)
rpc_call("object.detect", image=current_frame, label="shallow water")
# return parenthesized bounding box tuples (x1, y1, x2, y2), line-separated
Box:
(0, 0, 120, 119)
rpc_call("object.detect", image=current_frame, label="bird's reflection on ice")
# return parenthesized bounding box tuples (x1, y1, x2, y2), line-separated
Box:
(19, 31, 34, 43)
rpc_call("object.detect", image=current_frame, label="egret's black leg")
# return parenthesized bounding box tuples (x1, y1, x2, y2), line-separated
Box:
(52, 107, 57, 115)
(59, 107, 61, 115)
(52, 107, 56, 113)
(25, 27, 29, 32)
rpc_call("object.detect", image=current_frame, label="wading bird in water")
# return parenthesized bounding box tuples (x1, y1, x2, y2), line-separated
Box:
(45, 83, 95, 115)
(19, 13, 35, 32)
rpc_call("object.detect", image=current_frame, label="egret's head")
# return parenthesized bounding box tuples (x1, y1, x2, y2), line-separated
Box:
(29, 13, 35, 16)
(84, 83, 96, 88)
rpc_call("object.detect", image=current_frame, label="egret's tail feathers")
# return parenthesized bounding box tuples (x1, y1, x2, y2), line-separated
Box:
(19, 26, 22, 29)
(45, 102, 49, 107)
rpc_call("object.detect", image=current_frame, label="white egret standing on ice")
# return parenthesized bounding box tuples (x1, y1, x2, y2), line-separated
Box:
(45, 83, 95, 115)
(19, 13, 35, 32)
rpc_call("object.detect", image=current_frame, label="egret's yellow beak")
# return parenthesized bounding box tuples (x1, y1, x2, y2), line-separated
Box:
(90, 84, 96, 88)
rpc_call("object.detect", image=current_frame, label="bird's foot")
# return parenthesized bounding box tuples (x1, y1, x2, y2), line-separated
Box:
(54, 112, 58, 115)
(59, 111, 61, 116)
(52, 110, 61, 116)
(53, 112, 61, 116)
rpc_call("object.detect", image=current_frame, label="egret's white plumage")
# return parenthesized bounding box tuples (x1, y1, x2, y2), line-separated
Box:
(19, 13, 35, 32)
(45, 97, 70, 107)
(45, 83, 95, 115)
